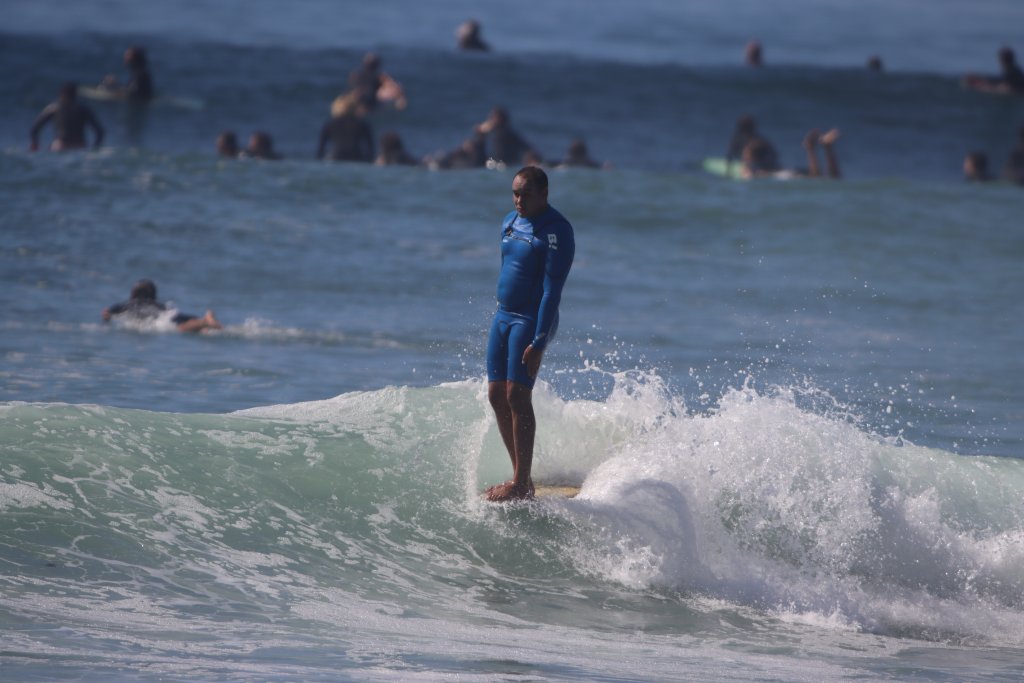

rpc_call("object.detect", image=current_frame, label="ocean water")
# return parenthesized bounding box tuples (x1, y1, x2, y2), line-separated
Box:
(3, 1, 1024, 681)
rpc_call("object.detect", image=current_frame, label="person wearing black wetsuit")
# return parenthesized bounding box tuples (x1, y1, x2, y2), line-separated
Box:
(484, 167, 575, 502)
(29, 82, 104, 152)
(317, 94, 375, 162)
(102, 280, 222, 333)
(123, 46, 154, 103)
(456, 20, 490, 51)
(726, 114, 779, 174)
(997, 47, 1024, 94)
(476, 107, 538, 167)
(963, 47, 1024, 95)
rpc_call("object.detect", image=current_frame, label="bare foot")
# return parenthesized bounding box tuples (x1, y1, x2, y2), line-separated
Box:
(483, 479, 512, 496)
(202, 310, 223, 330)
(484, 478, 534, 501)
(485, 481, 534, 502)
(801, 128, 820, 150)
(819, 128, 840, 146)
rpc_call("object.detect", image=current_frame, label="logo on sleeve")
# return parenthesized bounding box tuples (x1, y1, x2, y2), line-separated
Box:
(548, 234, 558, 250)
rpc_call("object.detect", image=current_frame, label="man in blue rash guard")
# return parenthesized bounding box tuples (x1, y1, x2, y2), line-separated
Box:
(485, 167, 575, 502)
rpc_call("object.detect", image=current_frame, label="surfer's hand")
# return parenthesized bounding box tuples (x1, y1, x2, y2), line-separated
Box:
(522, 345, 544, 379)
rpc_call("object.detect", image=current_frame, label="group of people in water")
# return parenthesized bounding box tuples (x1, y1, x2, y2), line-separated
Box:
(25, 30, 1024, 184)
(211, 49, 607, 172)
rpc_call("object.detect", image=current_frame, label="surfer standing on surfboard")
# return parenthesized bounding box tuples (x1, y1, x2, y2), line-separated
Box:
(484, 167, 575, 502)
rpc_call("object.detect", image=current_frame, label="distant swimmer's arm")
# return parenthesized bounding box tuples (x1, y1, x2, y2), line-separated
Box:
(103, 301, 127, 321)
(87, 109, 105, 149)
(802, 129, 822, 178)
(29, 104, 57, 151)
(962, 74, 1015, 94)
(377, 74, 407, 110)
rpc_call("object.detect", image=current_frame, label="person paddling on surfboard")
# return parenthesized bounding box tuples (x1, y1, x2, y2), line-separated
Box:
(484, 167, 575, 502)
(738, 128, 842, 180)
(102, 279, 222, 333)
(725, 115, 778, 177)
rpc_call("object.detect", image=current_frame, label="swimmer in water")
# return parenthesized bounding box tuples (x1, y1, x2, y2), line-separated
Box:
(29, 82, 105, 152)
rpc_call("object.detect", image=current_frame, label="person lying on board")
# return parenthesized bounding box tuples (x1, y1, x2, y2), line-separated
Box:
(102, 279, 222, 333)
(741, 128, 842, 180)
(725, 115, 778, 177)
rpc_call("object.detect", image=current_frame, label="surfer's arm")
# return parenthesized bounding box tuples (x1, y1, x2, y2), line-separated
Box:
(28, 104, 56, 151)
(102, 301, 128, 321)
(530, 221, 575, 351)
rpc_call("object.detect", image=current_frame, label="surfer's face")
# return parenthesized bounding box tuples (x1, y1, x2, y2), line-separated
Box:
(512, 176, 547, 218)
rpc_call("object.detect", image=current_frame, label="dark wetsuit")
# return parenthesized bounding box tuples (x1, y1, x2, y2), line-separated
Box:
(126, 66, 154, 102)
(487, 124, 533, 166)
(30, 99, 104, 150)
(349, 67, 383, 111)
(1004, 64, 1024, 93)
(435, 134, 487, 169)
(487, 207, 575, 387)
(726, 130, 757, 163)
(318, 114, 375, 162)
(107, 298, 195, 325)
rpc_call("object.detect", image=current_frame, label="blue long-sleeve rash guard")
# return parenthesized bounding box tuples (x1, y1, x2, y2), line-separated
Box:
(496, 206, 575, 350)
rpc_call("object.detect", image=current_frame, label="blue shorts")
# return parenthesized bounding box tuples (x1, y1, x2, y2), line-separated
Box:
(486, 310, 537, 388)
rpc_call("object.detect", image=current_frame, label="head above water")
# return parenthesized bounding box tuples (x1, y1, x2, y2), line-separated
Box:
(512, 166, 549, 218)
(216, 130, 239, 157)
(745, 40, 763, 67)
(130, 279, 158, 301)
(736, 115, 757, 135)
(59, 81, 78, 102)
(458, 19, 481, 40)
(124, 46, 148, 68)
(362, 52, 381, 71)
(963, 151, 990, 181)
(248, 131, 275, 157)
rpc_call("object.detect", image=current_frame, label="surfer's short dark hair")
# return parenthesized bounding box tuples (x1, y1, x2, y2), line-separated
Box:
(514, 165, 548, 192)
(130, 279, 158, 301)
